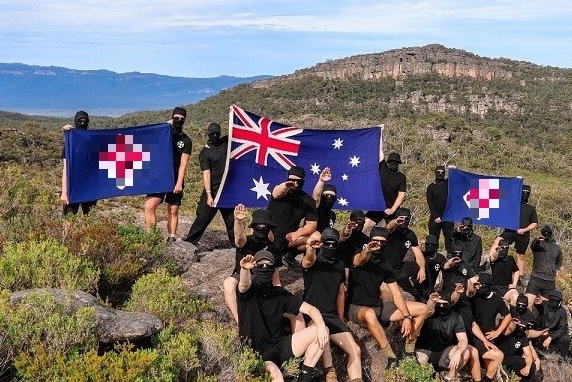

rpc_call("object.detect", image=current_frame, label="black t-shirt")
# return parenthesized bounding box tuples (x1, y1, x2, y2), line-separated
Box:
(233, 236, 280, 274)
(451, 232, 483, 272)
(173, 132, 193, 179)
(316, 205, 336, 232)
(470, 293, 510, 333)
(441, 260, 474, 291)
(491, 256, 518, 286)
(378, 160, 407, 208)
(382, 228, 419, 271)
(519, 203, 538, 230)
(347, 259, 396, 308)
(452, 297, 476, 343)
(496, 332, 529, 359)
(338, 230, 370, 268)
(198, 136, 227, 193)
(416, 312, 466, 352)
(238, 285, 303, 354)
(424, 252, 446, 290)
(426, 180, 448, 218)
(267, 191, 318, 238)
(303, 257, 345, 314)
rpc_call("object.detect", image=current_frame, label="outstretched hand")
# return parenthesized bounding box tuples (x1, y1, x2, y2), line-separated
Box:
(319, 167, 332, 182)
(240, 255, 256, 270)
(234, 204, 248, 221)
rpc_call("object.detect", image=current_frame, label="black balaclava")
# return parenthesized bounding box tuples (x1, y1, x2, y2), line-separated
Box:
(497, 240, 509, 261)
(350, 210, 365, 231)
(424, 235, 438, 256)
(252, 224, 270, 244)
(287, 166, 305, 194)
(434, 301, 451, 319)
(387, 152, 401, 173)
(252, 251, 275, 293)
(207, 122, 222, 146)
(172, 107, 187, 135)
(317, 228, 340, 265)
(548, 290, 563, 310)
(369, 227, 388, 263)
(541, 225, 553, 241)
(435, 165, 446, 182)
(521, 185, 531, 203)
(515, 295, 528, 315)
(395, 207, 411, 230)
(74, 111, 89, 130)
(476, 273, 493, 297)
(387, 161, 399, 173)
(320, 184, 337, 209)
(460, 217, 474, 238)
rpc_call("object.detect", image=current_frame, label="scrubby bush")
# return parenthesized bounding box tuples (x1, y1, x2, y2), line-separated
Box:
(383, 357, 437, 381)
(0, 238, 99, 292)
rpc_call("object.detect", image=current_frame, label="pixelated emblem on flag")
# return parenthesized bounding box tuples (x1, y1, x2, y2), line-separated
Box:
(98, 134, 151, 189)
(464, 178, 501, 220)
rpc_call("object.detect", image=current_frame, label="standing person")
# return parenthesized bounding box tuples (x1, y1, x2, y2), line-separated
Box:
(267, 166, 318, 270)
(420, 234, 446, 299)
(302, 228, 363, 382)
(184, 122, 234, 252)
(364, 152, 407, 232)
(524, 225, 562, 308)
(451, 217, 483, 273)
(488, 239, 520, 305)
(144, 107, 192, 243)
(60, 111, 97, 215)
(426, 165, 454, 252)
(311, 167, 337, 232)
(492, 184, 538, 281)
(347, 227, 428, 365)
(237, 251, 329, 382)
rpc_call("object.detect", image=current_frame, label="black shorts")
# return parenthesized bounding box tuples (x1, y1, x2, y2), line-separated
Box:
(305, 312, 349, 335)
(417, 345, 455, 371)
(364, 211, 396, 224)
(147, 192, 183, 206)
(492, 285, 511, 296)
(500, 231, 530, 254)
(347, 302, 397, 326)
(261, 335, 295, 367)
(63, 201, 97, 216)
(525, 276, 555, 298)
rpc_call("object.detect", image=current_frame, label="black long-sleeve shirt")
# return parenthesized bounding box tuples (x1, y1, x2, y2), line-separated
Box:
(426, 180, 448, 218)
(530, 238, 563, 281)
(452, 232, 483, 272)
(536, 302, 568, 341)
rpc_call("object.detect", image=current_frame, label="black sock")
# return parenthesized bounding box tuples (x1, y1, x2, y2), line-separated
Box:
(297, 365, 314, 382)
(483, 376, 493, 382)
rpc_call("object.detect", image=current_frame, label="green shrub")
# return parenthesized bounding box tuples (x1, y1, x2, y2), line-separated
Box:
(125, 268, 213, 325)
(154, 326, 201, 381)
(0, 238, 100, 292)
(383, 357, 437, 381)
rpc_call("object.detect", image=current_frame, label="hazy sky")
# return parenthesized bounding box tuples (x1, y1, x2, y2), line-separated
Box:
(2, 1, 571, 78)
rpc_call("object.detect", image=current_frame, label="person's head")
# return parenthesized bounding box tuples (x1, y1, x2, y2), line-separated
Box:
(395, 207, 411, 229)
(459, 217, 473, 237)
(515, 294, 529, 315)
(497, 239, 510, 260)
(74, 111, 89, 129)
(548, 289, 563, 310)
(249, 209, 277, 242)
(369, 227, 388, 263)
(287, 166, 305, 192)
(435, 165, 446, 181)
(172, 107, 187, 134)
(434, 299, 452, 319)
(541, 225, 553, 241)
(521, 184, 531, 203)
(207, 122, 222, 145)
(387, 152, 402, 173)
(320, 184, 337, 209)
(318, 228, 341, 264)
(350, 210, 365, 232)
(475, 272, 493, 298)
(424, 235, 438, 254)
(252, 250, 275, 288)
(448, 241, 464, 261)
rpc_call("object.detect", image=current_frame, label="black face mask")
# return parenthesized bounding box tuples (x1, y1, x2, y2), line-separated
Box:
(515, 304, 528, 315)
(370, 249, 384, 264)
(435, 171, 446, 181)
(252, 266, 274, 290)
(287, 179, 304, 195)
(498, 247, 509, 261)
(75, 119, 89, 130)
(541, 231, 552, 241)
(208, 132, 221, 145)
(548, 299, 562, 310)
(317, 246, 338, 265)
(172, 119, 185, 134)
(353, 219, 365, 232)
(521, 191, 530, 203)
(435, 304, 451, 319)
(320, 194, 336, 209)
(253, 226, 270, 243)
(387, 162, 399, 173)
(424, 244, 437, 255)
(476, 285, 491, 297)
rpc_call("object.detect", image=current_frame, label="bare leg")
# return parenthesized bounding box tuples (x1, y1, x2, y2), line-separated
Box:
(284, 312, 306, 333)
(222, 277, 239, 323)
(357, 307, 390, 349)
(291, 325, 326, 367)
(482, 348, 503, 380)
(516, 253, 526, 276)
(167, 203, 179, 236)
(144, 196, 161, 232)
(330, 332, 362, 380)
(264, 361, 284, 382)
(466, 346, 482, 381)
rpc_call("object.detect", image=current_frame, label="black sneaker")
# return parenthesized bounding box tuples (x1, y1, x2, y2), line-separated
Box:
(192, 249, 201, 263)
(166, 237, 176, 245)
(386, 357, 399, 369)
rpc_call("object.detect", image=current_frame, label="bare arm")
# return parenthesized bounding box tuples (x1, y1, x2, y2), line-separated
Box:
(233, 204, 248, 248)
(336, 283, 346, 322)
(237, 255, 255, 293)
(387, 191, 406, 215)
(60, 159, 69, 205)
(175, 152, 190, 193)
(201, 168, 214, 206)
(412, 245, 426, 283)
(311, 167, 331, 206)
(272, 182, 291, 199)
(489, 237, 502, 262)
(299, 302, 329, 349)
(302, 231, 321, 269)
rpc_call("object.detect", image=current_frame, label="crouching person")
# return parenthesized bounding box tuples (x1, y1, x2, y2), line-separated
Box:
(237, 250, 329, 382)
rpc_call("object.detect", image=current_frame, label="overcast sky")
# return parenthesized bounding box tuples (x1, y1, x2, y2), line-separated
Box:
(2, 1, 571, 78)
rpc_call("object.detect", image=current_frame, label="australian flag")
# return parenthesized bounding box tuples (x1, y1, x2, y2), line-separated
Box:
(214, 105, 386, 211)
(65, 123, 175, 203)
(442, 168, 523, 229)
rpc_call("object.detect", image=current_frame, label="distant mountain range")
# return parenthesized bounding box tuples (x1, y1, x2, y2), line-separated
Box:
(0, 63, 271, 117)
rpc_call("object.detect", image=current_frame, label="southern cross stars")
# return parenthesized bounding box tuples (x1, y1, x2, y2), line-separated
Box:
(349, 155, 361, 167)
(332, 138, 344, 149)
(250, 176, 271, 200)
(310, 163, 321, 175)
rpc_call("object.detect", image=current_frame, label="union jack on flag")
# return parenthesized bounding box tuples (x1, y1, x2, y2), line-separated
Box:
(214, 105, 386, 211)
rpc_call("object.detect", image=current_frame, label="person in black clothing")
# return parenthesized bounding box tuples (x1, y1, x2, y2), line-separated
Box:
(338, 210, 370, 269)
(145, 107, 192, 242)
(488, 239, 520, 305)
(60, 111, 98, 215)
(382, 207, 426, 301)
(416, 298, 481, 381)
(496, 318, 536, 381)
(184, 122, 234, 251)
(267, 166, 318, 270)
(311, 167, 337, 232)
(441, 242, 477, 292)
(493, 184, 538, 279)
(525, 225, 563, 308)
(347, 227, 428, 365)
(223, 205, 280, 323)
(426, 165, 453, 253)
(469, 272, 510, 382)
(451, 217, 483, 273)
(420, 234, 446, 299)
(302, 228, 363, 382)
(531, 289, 570, 358)
(237, 250, 329, 382)
(511, 293, 542, 373)
(364, 152, 407, 232)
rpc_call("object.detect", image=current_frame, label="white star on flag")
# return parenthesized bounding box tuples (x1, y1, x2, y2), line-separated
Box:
(349, 155, 361, 167)
(342, 174, 349, 181)
(310, 163, 321, 175)
(332, 138, 344, 149)
(337, 197, 349, 206)
(250, 176, 271, 200)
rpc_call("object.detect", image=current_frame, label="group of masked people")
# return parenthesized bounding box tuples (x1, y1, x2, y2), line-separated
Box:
(219, 155, 569, 382)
